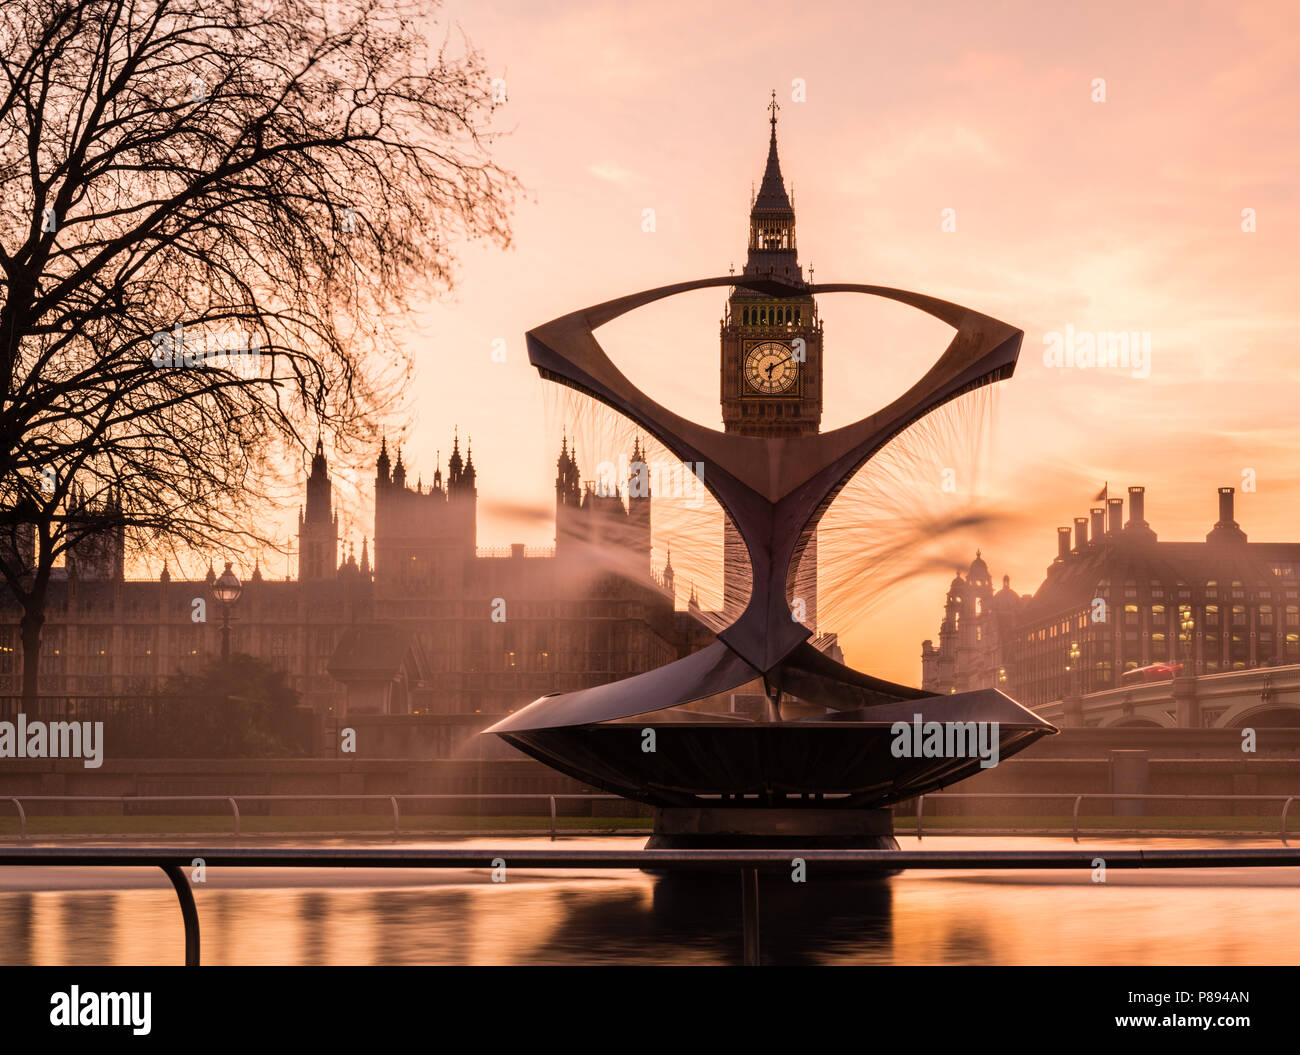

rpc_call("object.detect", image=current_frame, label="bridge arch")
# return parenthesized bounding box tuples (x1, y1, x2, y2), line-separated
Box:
(1101, 716, 1169, 729)
(1217, 703, 1300, 729)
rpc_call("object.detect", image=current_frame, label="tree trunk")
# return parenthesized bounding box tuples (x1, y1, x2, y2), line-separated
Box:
(20, 604, 43, 709)
(18, 529, 52, 711)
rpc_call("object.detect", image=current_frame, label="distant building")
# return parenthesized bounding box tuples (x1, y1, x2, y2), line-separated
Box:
(0, 433, 679, 742)
(920, 550, 1023, 697)
(922, 486, 1300, 710)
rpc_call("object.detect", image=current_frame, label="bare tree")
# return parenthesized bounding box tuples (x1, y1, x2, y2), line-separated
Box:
(0, 0, 518, 702)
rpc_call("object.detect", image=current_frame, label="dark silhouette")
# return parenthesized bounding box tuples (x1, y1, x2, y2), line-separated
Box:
(159, 653, 306, 757)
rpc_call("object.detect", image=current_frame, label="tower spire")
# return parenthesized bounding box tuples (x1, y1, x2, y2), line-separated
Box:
(745, 90, 796, 273)
(753, 91, 792, 215)
(448, 426, 464, 484)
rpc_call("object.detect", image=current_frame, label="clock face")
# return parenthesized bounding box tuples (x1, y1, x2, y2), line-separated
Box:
(744, 341, 798, 395)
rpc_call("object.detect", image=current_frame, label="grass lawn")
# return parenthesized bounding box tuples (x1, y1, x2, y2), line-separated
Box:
(897, 815, 1286, 833)
(0, 813, 651, 837)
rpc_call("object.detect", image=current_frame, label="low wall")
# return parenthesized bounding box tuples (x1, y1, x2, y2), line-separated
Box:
(1021, 727, 1300, 759)
(0, 757, 604, 818)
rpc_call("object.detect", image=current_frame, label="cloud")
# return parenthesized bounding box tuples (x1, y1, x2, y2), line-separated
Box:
(586, 161, 637, 185)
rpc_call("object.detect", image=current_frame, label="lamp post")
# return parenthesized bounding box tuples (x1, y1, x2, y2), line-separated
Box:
(1180, 607, 1195, 676)
(1067, 641, 1081, 697)
(213, 562, 242, 660)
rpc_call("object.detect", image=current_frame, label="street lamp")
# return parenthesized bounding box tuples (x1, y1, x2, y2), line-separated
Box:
(213, 562, 242, 660)
(1180, 607, 1195, 675)
(1067, 641, 1081, 697)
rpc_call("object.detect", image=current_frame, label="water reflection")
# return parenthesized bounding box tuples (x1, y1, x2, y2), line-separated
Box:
(638, 874, 896, 966)
(0, 837, 1297, 965)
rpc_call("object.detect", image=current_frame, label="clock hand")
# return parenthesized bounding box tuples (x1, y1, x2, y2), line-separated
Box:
(764, 354, 792, 377)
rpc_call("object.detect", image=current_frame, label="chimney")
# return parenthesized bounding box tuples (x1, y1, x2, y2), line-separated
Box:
(1056, 526, 1071, 562)
(1074, 516, 1088, 553)
(1090, 507, 1105, 543)
(1124, 485, 1157, 541)
(1218, 486, 1234, 525)
(1107, 497, 1123, 535)
(1207, 485, 1247, 544)
(1127, 486, 1146, 527)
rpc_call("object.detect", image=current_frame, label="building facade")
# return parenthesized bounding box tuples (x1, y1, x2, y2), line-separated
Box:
(0, 432, 678, 726)
(922, 486, 1300, 711)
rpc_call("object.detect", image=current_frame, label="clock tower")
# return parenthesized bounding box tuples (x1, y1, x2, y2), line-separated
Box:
(720, 93, 823, 624)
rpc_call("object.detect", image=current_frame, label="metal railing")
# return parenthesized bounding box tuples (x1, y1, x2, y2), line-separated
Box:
(5, 844, 1300, 966)
(3, 793, 624, 841)
(5, 791, 1298, 843)
(912, 792, 1299, 844)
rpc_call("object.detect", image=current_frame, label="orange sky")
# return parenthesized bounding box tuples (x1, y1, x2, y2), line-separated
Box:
(244, 0, 1300, 683)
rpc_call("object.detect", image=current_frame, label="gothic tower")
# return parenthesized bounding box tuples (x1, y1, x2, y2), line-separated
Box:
(719, 93, 823, 626)
(298, 439, 338, 580)
(626, 436, 652, 565)
(65, 486, 126, 582)
(554, 432, 582, 553)
(372, 431, 477, 589)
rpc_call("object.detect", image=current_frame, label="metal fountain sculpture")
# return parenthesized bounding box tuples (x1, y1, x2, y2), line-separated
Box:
(487, 275, 1057, 849)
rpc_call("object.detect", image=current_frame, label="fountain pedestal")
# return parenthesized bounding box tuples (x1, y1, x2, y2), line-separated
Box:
(647, 806, 898, 851)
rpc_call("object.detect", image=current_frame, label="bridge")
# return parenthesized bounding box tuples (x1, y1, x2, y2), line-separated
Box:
(1038, 663, 1300, 729)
